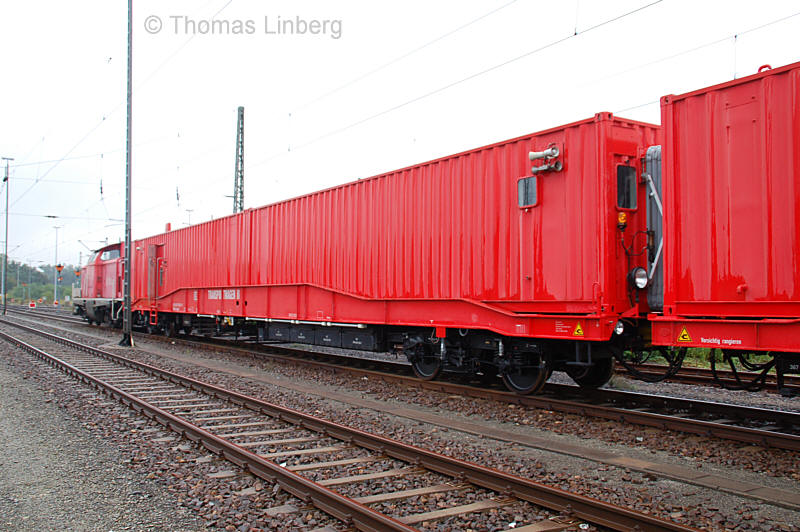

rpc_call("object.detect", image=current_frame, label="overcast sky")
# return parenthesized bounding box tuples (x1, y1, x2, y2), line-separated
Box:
(0, 0, 798, 268)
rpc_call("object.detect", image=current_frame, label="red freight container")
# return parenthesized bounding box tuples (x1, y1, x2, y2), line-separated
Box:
(133, 113, 659, 342)
(652, 61, 800, 352)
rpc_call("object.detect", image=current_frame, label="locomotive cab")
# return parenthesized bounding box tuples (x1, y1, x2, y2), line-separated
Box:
(74, 242, 124, 326)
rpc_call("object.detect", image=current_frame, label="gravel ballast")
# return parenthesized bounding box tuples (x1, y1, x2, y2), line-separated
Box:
(0, 353, 204, 531)
(4, 317, 800, 530)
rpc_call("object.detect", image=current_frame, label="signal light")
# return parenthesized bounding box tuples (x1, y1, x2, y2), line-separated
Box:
(617, 211, 628, 231)
(56, 264, 64, 273)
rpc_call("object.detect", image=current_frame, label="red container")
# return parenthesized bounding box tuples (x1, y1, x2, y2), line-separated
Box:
(133, 113, 658, 341)
(653, 61, 800, 351)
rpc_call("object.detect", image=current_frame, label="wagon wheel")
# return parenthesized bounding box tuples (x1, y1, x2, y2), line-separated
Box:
(502, 352, 550, 395)
(614, 346, 686, 383)
(710, 349, 775, 391)
(408, 342, 441, 380)
(567, 356, 615, 388)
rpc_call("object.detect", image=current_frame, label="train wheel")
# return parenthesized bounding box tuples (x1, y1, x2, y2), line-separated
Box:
(409, 343, 441, 380)
(567, 357, 615, 388)
(502, 352, 549, 395)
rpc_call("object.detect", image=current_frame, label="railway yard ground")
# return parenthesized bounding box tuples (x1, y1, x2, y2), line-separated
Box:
(1, 309, 799, 531)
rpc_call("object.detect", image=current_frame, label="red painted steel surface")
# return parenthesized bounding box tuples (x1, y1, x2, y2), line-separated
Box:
(129, 113, 659, 340)
(652, 315, 800, 352)
(661, 61, 800, 317)
(81, 244, 123, 300)
(654, 61, 800, 351)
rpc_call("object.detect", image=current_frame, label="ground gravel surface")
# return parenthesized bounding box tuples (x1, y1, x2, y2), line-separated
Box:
(0, 348, 203, 531)
(6, 317, 800, 530)
(45, 318, 800, 483)
(0, 334, 347, 531)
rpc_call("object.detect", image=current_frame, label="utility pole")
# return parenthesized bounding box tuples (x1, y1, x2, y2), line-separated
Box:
(120, 0, 134, 346)
(53, 226, 61, 304)
(233, 106, 244, 213)
(2, 156, 13, 315)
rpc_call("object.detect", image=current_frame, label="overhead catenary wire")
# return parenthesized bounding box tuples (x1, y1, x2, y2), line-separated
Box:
(9, 212, 123, 221)
(247, 0, 664, 171)
(14, 2, 800, 265)
(8, 0, 235, 208)
(249, 3, 798, 174)
(290, 0, 520, 115)
(610, 10, 800, 114)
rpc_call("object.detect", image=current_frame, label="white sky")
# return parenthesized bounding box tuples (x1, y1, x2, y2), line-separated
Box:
(0, 0, 798, 268)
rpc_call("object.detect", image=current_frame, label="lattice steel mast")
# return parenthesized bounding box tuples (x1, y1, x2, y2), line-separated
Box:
(233, 106, 244, 213)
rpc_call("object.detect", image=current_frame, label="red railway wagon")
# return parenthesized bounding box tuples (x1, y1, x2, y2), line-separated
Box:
(117, 112, 659, 393)
(651, 61, 800, 389)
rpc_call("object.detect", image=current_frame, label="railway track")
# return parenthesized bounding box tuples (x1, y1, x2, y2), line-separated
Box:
(616, 363, 800, 394)
(12, 308, 800, 393)
(0, 319, 695, 532)
(8, 309, 800, 451)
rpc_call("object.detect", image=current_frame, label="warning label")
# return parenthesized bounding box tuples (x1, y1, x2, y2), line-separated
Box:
(573, 323, 584, 337)
(677, 327, 692, 343)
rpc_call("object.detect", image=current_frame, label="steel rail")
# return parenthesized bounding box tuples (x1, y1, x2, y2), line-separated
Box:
(8, 310, 800, 450)
(138, 330, 800, 450)
(0, 328, 415, 532)
(11, 308, 800, 392)
(616, 363, 800, 392)
(0, 319, 696, 532)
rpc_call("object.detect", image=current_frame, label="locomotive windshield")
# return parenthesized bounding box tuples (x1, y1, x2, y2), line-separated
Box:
(101, 249, 120, 260)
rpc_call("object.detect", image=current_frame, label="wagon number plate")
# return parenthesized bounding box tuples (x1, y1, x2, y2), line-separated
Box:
(777, 358, 800, 375)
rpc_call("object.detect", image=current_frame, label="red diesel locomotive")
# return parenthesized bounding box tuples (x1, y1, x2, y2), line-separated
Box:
(75, 61, 800, 395)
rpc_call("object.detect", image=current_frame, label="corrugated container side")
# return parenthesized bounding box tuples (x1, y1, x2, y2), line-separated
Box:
(248, 118, 606, 308)
(132, 114, 659, 337)
(661, 62, 800, 317)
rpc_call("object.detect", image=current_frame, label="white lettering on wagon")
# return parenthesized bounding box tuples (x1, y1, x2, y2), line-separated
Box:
(208, 289, 222, 300)
(700, 337, 742, 346)
(223, 289, 239, 300)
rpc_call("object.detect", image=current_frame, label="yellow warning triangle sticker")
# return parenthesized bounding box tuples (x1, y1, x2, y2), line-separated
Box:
(573, 323, 584, 336)
(677, 327, 692, 343)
